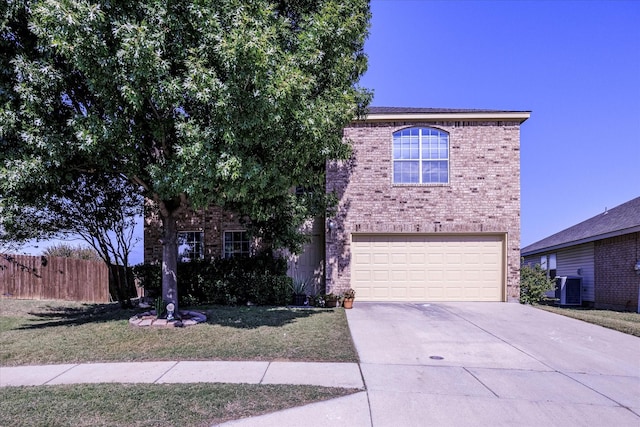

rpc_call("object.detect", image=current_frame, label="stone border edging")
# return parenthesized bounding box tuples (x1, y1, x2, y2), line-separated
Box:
(129, 310, 207, 328)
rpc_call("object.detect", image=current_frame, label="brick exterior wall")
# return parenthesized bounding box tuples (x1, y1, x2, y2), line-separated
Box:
(144, 203, 245, 264)
(326, 120, 522, 301)
(594, 232, 640, 311)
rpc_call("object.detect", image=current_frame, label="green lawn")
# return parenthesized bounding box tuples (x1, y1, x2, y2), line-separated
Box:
(0, 298, 360, 426)
(536, 304, 640, 337)
(0, 298, 358, 366)
(0, 383, 357, 427)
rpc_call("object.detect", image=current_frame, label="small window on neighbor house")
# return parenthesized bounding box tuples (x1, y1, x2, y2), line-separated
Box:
(540, 254, 557, 279)
(540, 255, 548, 271)
(178, 231, 204, 262)
(224, 231, 250, 258)
(548, 253, 557, 279)
(393, 127, 449, 184)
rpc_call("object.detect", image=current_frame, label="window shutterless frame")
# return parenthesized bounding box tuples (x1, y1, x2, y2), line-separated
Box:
(177, 231, 204, 262)
(223, 230, 250, 258)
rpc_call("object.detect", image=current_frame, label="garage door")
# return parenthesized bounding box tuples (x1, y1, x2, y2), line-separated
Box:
(351, 234, 505, 302)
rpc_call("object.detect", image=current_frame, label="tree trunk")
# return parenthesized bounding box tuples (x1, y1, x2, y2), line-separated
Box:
(108, 263, 132, 308)
(161, 212, 179, 314)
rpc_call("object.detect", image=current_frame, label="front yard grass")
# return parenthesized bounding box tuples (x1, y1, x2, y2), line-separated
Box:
(536, 304, 640, 337)
(0, 383, 358, 427)
(0, 298, 358, 366)
(0, 298, 360, 426)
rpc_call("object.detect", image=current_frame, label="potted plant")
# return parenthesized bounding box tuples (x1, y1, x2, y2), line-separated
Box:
(342, 288, 356, 309)
(290, 278, 308, 306)
(324, 293, 340, 308)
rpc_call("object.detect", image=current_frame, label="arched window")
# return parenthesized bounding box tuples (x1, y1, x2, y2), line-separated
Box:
(392, 127, 449, 184)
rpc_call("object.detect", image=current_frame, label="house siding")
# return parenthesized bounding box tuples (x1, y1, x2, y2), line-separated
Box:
(522, 254, 543, 268)
(326, 120, 522, 300)
(285, 217, 325, 292)
(594, 232, 640, 311)
(556, 243, 595, 302)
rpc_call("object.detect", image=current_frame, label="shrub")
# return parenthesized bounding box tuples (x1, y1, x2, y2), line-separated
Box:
(132, 253, 291, 307)
(520, 262, 556, 305)
(43, 243, 101, 261)
(132, 263, 162, 296)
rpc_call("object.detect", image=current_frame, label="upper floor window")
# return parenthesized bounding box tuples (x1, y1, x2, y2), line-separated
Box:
(392, 127, 449, 184)
(224, 231, 250, 258)
(178, 231, 204, 262)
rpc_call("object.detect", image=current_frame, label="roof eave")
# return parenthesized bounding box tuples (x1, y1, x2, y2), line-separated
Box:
(521, 225, 640, 256)
(360, 111, 531, 124)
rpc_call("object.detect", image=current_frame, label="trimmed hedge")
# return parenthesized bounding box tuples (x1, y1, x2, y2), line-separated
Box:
(133, 255, 292, 307)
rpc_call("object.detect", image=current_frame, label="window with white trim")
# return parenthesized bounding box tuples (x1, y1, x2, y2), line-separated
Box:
(224, 231, 250, 258)
(541, 254, 557, 279)
(178, 231, 204, 262)
(393, 127, 449, 184)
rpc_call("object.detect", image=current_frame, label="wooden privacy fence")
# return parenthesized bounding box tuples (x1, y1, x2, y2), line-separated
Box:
(0, 254, 109, 303)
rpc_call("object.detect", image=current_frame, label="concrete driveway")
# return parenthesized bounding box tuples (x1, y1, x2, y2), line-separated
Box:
(347, 302, 640, 427)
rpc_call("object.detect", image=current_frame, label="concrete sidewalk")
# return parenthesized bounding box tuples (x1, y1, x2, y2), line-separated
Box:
(0, 360, 363, 389)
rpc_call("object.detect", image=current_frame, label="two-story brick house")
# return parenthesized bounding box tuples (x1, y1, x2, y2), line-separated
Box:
(144, 107, 530, 302)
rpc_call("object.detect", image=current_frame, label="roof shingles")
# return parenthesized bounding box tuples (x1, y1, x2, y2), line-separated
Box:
(521, 197, 640, 255)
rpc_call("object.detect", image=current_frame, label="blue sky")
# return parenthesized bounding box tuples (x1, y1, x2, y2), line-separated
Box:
(17, 0, 640, 262)
(361, 0, 640, 247)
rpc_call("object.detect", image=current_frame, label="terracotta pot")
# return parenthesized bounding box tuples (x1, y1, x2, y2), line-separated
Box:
(343, 298, 354, 309)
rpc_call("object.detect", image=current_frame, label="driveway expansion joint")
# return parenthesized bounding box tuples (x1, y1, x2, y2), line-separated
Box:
(463, 366, 500, 398)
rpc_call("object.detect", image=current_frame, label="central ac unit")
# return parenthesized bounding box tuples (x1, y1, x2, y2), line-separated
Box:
(555, 276, 582, 306)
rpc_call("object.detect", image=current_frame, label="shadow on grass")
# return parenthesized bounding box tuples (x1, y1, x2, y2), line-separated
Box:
(17, 303, 137, 330)
(16, 303, 337, 330)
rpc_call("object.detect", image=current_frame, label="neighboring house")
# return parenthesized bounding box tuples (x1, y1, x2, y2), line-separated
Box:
(145, 107, 530, 302)
(521, 197, 640, 312)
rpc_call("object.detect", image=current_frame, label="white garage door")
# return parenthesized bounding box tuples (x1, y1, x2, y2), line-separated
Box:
(351, 234, 505, 302)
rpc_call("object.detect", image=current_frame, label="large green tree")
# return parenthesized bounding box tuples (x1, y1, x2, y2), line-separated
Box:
(1, 0, 371, 312)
